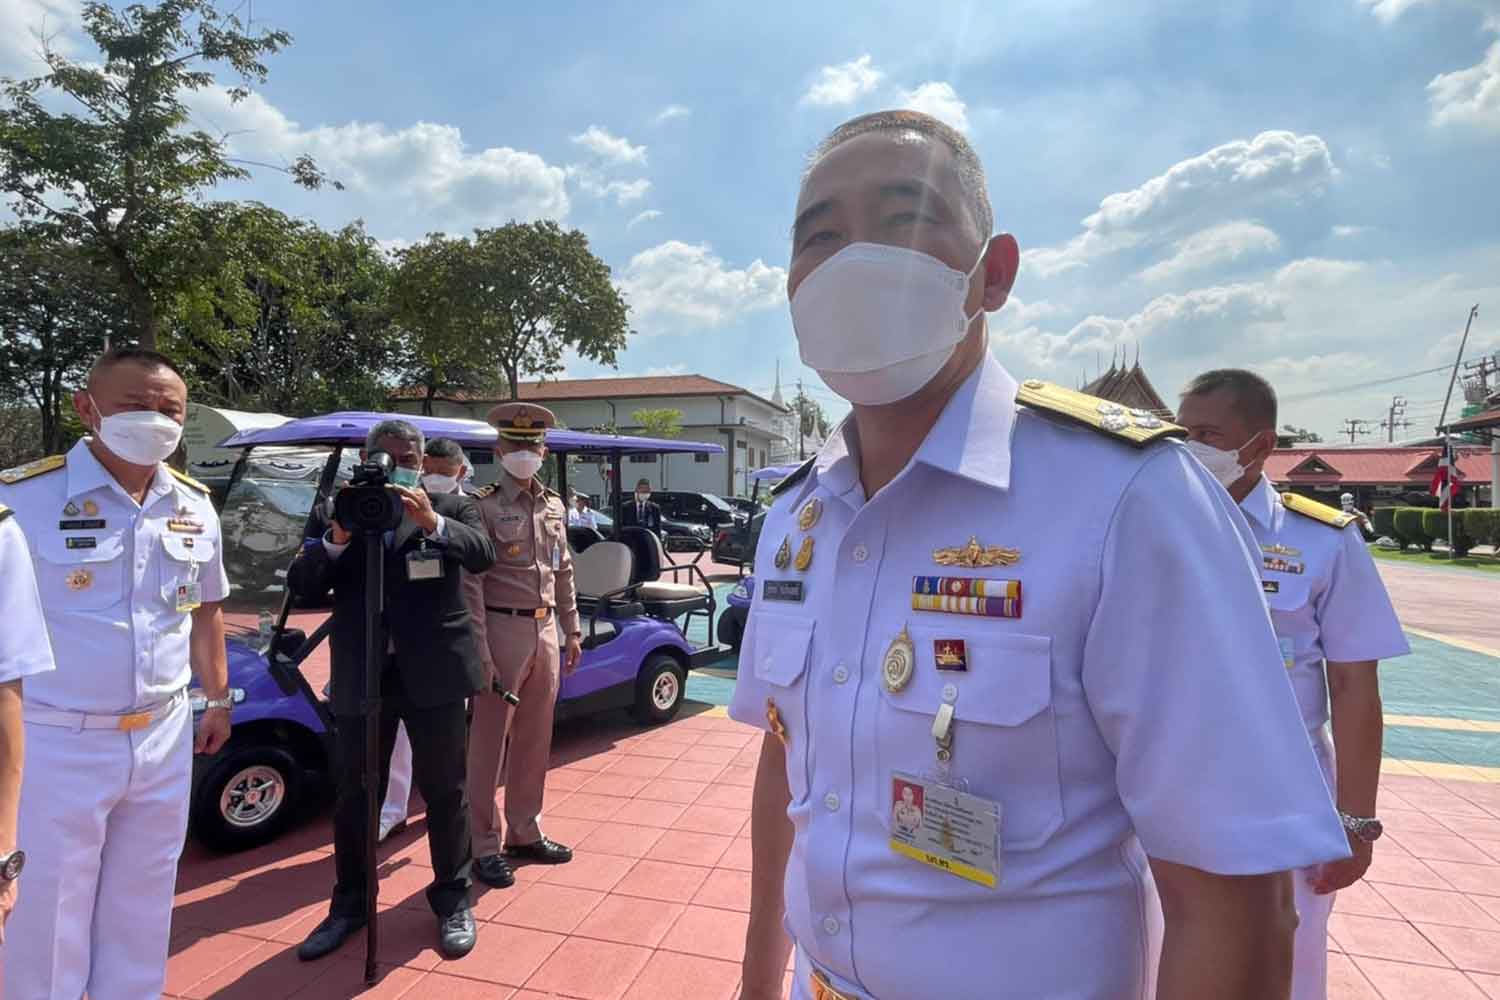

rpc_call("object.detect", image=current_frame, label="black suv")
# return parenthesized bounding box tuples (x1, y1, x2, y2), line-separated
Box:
(651, 490, 745, 532)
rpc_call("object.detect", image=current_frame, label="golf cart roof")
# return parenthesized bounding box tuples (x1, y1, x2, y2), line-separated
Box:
(217, 411, 724, 456)
(750, 463, 803, 482)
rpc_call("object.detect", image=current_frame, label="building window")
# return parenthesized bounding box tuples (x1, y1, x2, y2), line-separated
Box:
(466, 449, 493, 466)
(694, 452, 710, 463)
(759, 449, 767, 467)
(628, 453, 657, 464)
(736, 440, 748, 450)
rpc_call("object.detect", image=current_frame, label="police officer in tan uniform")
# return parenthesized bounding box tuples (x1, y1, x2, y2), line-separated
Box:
(464, 403, 583, 889)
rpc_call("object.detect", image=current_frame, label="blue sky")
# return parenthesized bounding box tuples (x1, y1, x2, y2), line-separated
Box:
(4, 0, 1498, 440)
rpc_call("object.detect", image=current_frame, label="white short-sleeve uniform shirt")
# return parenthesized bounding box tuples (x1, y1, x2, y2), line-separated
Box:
(728, 357, 1350, 999)
(0, 439, 229, 713)
(1239, 477, 1409, 729)
(0, 513, 57, 684)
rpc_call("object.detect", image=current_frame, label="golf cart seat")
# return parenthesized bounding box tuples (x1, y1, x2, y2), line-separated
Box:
(568, 524, 604, 554)
(631, 529, 713, 619)
(572, 540, 640, 646)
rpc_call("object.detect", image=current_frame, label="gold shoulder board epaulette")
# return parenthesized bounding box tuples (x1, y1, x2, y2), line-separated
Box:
(1016, 380, 1186, 448)
(473, 483, 497, 499)
(543, 486, 562, 500)
(1281, 492, 1356, 529)
(0, 454, 65, 485)
(168, 468, 211, 494)
(0, 503, 11, 522)
(769, 457, 816, 498)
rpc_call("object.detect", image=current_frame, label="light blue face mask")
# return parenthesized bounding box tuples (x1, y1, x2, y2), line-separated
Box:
(390, 466, 422, 489)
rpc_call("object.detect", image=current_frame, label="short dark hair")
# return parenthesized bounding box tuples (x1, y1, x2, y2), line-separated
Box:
(88, 347, 183, 385)
(1180, 369, 1279, 432)
(810, 110, 993, 238)
(636, 478, 651, 489)
(425, 437, 465, 463)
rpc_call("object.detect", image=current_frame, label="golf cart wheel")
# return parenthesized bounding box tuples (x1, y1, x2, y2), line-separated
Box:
(192, 744, 303, 852)
(634, 654, 686, 724)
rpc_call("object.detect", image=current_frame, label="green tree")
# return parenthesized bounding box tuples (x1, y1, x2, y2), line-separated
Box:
(390, 234, 504, 414)
(632, 408, 683, 439)
(1281, 424, 1322, 444)
(790, 386, 831, 456)
(0, 224, 127, 455)
(166, 203, 397, 414)
(0, 0, 333, 350)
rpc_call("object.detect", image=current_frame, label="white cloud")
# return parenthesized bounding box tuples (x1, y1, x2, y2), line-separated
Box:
(1023, 131, 1336, 277)
(0, 0, 78, 78)
(653, 104, 691, 124)
(1332, 224, 1370, 238)
(1428, 36, 1500, 132)
(618, 241, 786, 329)
(187, 88, 572, 226)
(1139, 220, 1281, 282)
(627, 209, 662, 229)
(570, 124, 648, 165)
(897, 81, 970, 132)
(1358, 0, 1435, 25)
(800, 54, 883, 107)
(567, 167, 650, 205)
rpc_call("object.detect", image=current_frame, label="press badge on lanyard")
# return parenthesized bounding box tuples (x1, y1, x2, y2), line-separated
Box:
(175, 564, 203, 613)
(889, 699, 1002, 888)
(551, 541, 561, 570)
(407, 542, 443, 582)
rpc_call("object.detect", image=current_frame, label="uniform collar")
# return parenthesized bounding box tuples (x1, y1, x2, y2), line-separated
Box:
(1239, 474, 1278, 530)
(65, 438, 175, 506)
(497, 474, 541, 503)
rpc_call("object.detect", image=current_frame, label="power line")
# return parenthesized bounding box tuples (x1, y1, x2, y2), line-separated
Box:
(1280, 365, 1451, 404)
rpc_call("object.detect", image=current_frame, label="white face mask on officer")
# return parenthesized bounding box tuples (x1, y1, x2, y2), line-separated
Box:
(1183, 438, 1255, 489)
(500, 450, 544, 481)
(89, 395, 183, 467)
(421, 472, 460, 494)
(791, 242, 987, 407)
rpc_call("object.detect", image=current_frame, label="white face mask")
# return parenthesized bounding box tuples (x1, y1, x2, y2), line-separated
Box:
(500, 450, 544, 481)
(636, 491, 650, 503)
(1184, 438, 1254, 489)
(791, 242, 986, 406)
(421, 473, 460, 494)
(90, 396, 183, 467)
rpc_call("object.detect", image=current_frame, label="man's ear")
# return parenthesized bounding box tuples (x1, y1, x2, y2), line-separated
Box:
(1246, 428, 1278, 466)
(981, 234, 1020, 311)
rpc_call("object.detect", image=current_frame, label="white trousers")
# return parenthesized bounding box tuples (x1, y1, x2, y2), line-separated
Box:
(1292, 725, 1339, 1000)
(380, 721, 413, 830)
(4, 697, 192, 1000)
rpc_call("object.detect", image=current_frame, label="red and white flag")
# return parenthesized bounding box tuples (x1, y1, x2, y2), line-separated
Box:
(1430, 438, 1461, 512)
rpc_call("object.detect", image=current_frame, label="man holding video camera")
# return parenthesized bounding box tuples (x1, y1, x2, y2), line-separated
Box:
(288, 419, 495, 962)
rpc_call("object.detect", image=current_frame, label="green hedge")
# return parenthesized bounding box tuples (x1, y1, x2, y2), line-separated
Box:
(1422, 508, 1474, 556)
(1372, 507, 1399, 546)
(1393, 508, 1430, 551)
(1463, 508, 1499, 548)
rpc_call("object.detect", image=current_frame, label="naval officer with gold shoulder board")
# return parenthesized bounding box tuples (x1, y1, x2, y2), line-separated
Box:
(0, 348, 231, 1000)
(729, 110, 1350, 1000)
(1177, 369, 1409, 1000)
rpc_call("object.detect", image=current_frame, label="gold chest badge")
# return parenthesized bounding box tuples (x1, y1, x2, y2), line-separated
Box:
(793, 537, 815, 572)
(65, 568, 93, 592)
(882, 625, 915, 693)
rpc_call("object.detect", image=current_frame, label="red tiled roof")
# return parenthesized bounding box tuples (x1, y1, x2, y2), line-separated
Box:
(1445, 405, 1500, 433)
(390, 374, 788, 412)
(1264, 446, 1492, 486)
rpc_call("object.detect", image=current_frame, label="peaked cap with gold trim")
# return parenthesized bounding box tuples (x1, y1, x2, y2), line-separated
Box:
(1017, 380, 1187, 448)
(487, 402, 555, 443)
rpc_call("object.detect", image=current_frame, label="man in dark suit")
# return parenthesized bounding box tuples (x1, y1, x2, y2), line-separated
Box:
(619, 477, 663, 536)
(287, 419, 495, 962)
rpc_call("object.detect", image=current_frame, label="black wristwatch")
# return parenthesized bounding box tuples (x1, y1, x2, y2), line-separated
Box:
(0, 849, 24, 882)
(1339, 812, 1384, 844)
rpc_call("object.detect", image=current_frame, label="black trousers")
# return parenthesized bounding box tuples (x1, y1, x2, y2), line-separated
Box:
(330, 665, 472, 919)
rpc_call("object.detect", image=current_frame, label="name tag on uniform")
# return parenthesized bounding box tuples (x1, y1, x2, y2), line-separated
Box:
(406, 548, 444, 581)
(888, 771, 1000, 889)
(59, 519, 106, 530)
(175, 581, 203, 613)
(763, 579, 804, 602)
(65, 536, 97, 549)
(1262, 580, 1279, 594)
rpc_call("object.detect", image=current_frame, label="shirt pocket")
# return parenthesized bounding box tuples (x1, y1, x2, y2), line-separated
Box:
(750, 612, 815, 802)
(493, 513, 532, 565)
(36, 531, 128, 612)
(160, 532, 218, 605)
(875, 625, 1063, 852)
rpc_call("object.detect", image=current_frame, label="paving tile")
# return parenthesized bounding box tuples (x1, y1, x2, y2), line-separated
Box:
(691, 868, 752, 912)
(1474, 838, 1500, 865)
(694, 784, 754, 810)
(534, 852, 635, 892)
(287, 958, 425, 999)
(378, 859, 440, 911)
(546, 793, 631, 822)
(1471, 971, 1500, 998)
(613, 859, 714, 903)
(694, 731, 754, 749)
(1353, 957, 1490, 998)
(1374, 884, 1500, 930)
(1327, 913, 1452, 966)
(1366, 852, 1456, 891)
(1395, 832, 1499, 866)
(660, 904, 751, 962)
(652, 830, 734, 868)
(1326, 951, 1381, 999)
(717, 838, 754, 872)
(679, 744, 740, 765)
(406, 972, 518, 998)
(664, 761, 729, 784)
(1394, 808, 1478, 838)
(543, 769, 594, 794)
(1434, 813, 1500, 841)
(1427, 861, 1500, 898)
(164, 930, 266, 997)
(635, 778, 710, 804)
(622, 741, 690, 761)
(522, 936, 653, 999)
(1336, 880, 1402, 919)
(576, 822, 668, 859)
(175, 886, 327, 941)
(180, 939, 290, 999)
(717, 766, 757, 788)
(606, 755, 673, 779)
(367, 903, 449, 971)
(620, 951, 741, 1000)
(577, 772, 651, 798)
(534, 815, 603, 847)
(432, 924, 565, 988)
(610, 798, 689, 829)
(1418, 923, 1500, 974)
(495, 883, 606, 935)
(573, 894, 687, 949)
(673, 804, 751, 838)
(1398, 786, 1494, 819)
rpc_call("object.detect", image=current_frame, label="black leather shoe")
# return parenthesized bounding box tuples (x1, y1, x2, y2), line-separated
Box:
(438, 905, 477, 959)
(474, 853, 516, 888)
(504, 838, 573, 864)
(297, 914, 365, 962)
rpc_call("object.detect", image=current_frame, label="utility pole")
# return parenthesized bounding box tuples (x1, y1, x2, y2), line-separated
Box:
(1341, 418, 1375, 444)
(1382, 395, 1410, 442)
(795, 379, 806, 461)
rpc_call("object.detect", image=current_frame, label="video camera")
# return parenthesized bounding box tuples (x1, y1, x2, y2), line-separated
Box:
(333, 450, 406, 534)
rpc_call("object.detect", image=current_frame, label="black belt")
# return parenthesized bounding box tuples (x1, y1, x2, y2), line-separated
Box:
(485, 605, 553, 620)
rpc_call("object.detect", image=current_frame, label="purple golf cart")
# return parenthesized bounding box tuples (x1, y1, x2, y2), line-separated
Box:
(187, 411, 729, 851)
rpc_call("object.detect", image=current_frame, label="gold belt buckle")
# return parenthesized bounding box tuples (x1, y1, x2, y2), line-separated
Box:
(533, 608, 549, 620)
(811, 970, 854, 1000)
(117, 710, 153, 732)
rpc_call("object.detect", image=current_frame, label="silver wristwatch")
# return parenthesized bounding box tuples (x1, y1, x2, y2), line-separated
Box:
(201, 696, 234, 712)
(1339, 811, 1384, 843)
(0, 849, 25, 882)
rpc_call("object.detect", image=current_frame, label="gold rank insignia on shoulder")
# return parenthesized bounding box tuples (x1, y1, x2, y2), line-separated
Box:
(933, 536, 1020, 569)
(774, 535, 792, 570)
(882, 625, 915, 693)
(797, 497, 823, 532)
(794, 537, 814, 572)
(0, 454, 65, 485)
(1016, 380, 1186, 447)
(1280, 492, 1357, 529)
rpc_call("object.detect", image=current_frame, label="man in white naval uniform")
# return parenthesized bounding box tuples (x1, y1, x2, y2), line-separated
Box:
(0, 348, 232, 1000)
(1178, 369, 1409, 1000)
(730, 110, 1350, 1000)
